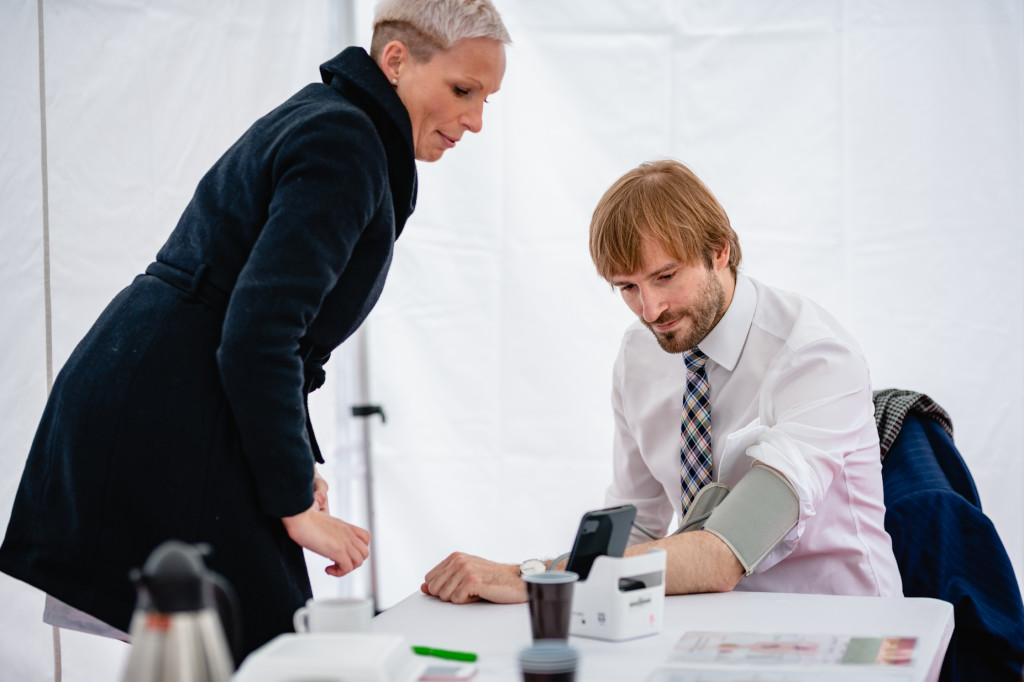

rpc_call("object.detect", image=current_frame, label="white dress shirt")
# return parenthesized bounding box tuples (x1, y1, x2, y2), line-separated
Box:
(606, 274, 903, 597)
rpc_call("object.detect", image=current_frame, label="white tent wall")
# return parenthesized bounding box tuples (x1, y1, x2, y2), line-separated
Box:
(0, 0, 1020, 678)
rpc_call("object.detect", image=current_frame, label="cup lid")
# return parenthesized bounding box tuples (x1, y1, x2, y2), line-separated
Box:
(519, 640, 578, 673)
(522, 571, 579, 584)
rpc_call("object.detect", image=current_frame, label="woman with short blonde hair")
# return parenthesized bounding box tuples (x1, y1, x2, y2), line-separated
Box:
(0, 0, 510, 661)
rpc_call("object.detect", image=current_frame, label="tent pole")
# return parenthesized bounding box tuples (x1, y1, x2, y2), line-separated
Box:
(351, 326, 385, 612)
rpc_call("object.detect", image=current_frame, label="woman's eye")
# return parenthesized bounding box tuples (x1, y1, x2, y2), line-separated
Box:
(659, 272, 674, 281)
(453, 86, 469, 97)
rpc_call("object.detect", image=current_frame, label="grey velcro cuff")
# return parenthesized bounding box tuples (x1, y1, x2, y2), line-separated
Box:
(702, 463, 799, 575)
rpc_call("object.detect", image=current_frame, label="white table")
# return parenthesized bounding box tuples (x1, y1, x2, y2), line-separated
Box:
(372, 591, 954, 682)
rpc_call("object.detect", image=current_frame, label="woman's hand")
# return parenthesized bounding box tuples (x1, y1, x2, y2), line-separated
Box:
(282, 504, 370, 577)
(312, 467, 330, 514)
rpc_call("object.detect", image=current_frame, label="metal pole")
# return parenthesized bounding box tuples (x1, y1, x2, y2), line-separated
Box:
(351, 326, 385, 612)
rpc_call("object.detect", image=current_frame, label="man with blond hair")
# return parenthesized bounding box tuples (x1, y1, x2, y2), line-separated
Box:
(421, 159, 902, 603)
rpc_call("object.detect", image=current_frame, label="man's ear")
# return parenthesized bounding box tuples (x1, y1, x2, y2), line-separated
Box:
(379, 40, 408, 82)
(713, 242, 731, 271)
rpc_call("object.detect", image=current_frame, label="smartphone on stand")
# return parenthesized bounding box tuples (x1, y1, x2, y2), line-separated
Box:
(564, 504, 637, 580)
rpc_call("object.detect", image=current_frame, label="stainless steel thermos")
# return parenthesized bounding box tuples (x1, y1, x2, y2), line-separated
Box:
(122, 540, 238, 682)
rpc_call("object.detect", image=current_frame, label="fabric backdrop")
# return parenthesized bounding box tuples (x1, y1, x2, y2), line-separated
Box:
(1, 0, 1021, 679)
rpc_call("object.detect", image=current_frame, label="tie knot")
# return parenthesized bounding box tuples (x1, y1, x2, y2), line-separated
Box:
(683, 348, 708, 373)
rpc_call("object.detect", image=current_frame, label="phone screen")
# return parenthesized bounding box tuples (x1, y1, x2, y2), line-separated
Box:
(564, 504, 636, 580)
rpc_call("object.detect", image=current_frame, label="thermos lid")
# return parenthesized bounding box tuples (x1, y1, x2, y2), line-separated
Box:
(135, 540, 212, 613)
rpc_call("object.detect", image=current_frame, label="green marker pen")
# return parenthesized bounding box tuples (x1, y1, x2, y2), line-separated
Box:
(412, 646, 478, 662)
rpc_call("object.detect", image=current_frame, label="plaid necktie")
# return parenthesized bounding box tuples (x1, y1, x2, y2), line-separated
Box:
(680, 348, 712, 516)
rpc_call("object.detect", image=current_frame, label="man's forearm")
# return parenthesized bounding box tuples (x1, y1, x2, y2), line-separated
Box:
(625, 529, 744, 594)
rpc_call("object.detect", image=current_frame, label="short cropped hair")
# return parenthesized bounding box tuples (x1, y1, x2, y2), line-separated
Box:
(370, 0, 511, 62)
(589, 159, 742, 281)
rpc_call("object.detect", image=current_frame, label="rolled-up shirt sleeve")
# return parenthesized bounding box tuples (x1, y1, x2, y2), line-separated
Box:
(721, 337, 877, 573)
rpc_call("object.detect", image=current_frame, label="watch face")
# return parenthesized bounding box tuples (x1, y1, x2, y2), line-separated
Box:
(519, 559, 546, 576)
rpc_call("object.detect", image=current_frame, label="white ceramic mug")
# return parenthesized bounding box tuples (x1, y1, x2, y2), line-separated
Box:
(293, 597, 374, 634)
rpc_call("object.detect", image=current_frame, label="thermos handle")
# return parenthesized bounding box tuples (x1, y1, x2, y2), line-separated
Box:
(207, 570, 242, 666)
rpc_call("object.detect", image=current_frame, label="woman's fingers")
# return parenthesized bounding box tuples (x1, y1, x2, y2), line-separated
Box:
(283, 505, 371, 577)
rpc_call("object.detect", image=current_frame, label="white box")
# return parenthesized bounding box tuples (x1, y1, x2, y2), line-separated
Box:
(232, 633, 426, 682)
(569, 549, 666, 641)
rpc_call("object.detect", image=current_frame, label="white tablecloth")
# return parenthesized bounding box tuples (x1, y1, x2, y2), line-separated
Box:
(372, 591, 954, 682)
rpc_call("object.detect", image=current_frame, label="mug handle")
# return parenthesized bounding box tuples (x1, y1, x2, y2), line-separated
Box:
(293, 606, 310, 633)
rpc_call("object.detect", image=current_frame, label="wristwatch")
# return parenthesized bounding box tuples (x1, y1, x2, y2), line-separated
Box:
(518, 558, 546, 577)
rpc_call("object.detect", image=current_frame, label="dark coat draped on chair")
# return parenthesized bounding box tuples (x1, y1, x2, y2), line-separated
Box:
(876, 389, 1024, 681)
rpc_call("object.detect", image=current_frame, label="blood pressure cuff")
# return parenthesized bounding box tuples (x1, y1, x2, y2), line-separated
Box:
(692, 463, 799, 575)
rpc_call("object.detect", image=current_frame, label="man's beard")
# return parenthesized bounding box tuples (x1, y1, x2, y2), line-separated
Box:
(645, 270, 726, 354)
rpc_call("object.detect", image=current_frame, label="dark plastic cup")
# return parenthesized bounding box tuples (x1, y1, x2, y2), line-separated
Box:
(523, 571, 578, 641)
(519, 639, 578, 682)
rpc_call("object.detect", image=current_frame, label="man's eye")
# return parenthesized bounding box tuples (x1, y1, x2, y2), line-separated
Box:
(618, 284, 635, 292)
(659, 272, 674, 281)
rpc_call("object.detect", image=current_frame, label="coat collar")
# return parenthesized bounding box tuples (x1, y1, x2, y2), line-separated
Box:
(320, 47, 417, 237)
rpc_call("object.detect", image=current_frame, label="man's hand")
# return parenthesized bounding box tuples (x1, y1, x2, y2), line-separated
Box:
(421, 553, 527, 604)
(282, 504, 370, 577)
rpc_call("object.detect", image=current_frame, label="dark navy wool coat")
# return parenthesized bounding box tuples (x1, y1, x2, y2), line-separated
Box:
(0, 46, 416, 658)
